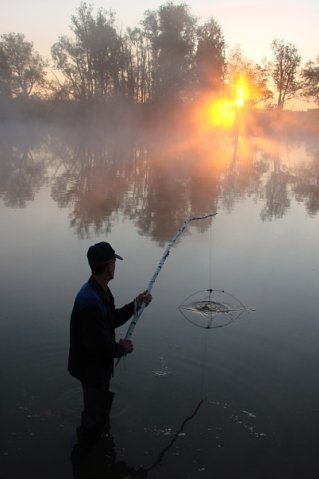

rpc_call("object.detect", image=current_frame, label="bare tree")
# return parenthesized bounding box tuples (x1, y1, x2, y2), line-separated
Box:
(270, 39, 301, 109)
(125, 27, 153, 103)
(301, 55, 319, 106)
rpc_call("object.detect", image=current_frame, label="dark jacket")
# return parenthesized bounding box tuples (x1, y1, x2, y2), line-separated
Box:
(68, 276, 134, 386)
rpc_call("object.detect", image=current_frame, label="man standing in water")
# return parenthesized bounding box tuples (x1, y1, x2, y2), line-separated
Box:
(68, 241, 152, 454)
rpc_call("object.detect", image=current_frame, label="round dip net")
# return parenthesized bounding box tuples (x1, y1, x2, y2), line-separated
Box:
(178, 289, 248, 329)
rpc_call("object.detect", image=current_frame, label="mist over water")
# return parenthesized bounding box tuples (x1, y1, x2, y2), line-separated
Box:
(1, 118, 319, 478)
(1, 113, 318, 235)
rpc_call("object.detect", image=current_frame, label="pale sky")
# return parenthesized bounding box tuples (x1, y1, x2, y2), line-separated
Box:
(0, 0, 318, 65)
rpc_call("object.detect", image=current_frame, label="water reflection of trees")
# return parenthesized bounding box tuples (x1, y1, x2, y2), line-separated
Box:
(260, 154, 293, 221)
(221, 137, 269, 212)
(293, 145, 319, 216)
(0, 125, 48, 207)
(131, 141, 221, 242)
(47, 129, 222, 240)
(1, 125, 319, 239)
(49, 130, 140, 238)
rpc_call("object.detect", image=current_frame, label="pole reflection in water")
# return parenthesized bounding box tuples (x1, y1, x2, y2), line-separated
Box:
(71, 399, 204, 478)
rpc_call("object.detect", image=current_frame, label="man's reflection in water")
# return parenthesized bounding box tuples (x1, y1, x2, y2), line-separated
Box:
(71, 434, 147, 479)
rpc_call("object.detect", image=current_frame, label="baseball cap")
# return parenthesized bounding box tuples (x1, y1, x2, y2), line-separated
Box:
(87, 242, 123, 264)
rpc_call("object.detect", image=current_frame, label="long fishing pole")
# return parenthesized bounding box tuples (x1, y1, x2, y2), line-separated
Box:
(123, 213, 217, 342)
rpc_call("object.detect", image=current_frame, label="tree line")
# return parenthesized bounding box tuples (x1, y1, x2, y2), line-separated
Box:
(0, 2, 318, 110)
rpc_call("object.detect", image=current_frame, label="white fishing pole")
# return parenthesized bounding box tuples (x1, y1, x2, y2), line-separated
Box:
(124, 213, 217, 341)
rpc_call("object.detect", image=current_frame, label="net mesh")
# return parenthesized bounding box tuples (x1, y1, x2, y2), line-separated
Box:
(179, 289, 247, 329)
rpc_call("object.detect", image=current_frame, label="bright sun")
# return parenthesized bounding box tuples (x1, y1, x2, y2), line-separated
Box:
(207, 99, 237, 128)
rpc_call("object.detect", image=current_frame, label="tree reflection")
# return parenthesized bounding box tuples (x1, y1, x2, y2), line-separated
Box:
(49, 130, 224, 241)
(260, 153, 293, 221)
(293, 145, 319, 216)
(222, 136, 269, 211)
(0, 125, 48, 207)
(49, 128, 140, 238)
(1, 124, 319, 238)
(129, 140, 218, 243)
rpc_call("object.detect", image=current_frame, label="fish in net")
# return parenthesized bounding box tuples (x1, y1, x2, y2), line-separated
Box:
(179, 289, 250, 329)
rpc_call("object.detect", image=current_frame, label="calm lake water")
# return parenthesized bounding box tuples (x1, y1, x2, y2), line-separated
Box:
(0, 122, 318, 478)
